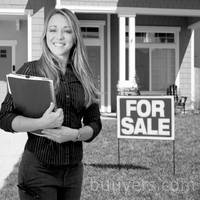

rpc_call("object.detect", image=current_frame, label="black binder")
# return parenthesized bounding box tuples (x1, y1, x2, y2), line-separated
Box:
(6, 73, 56, 118)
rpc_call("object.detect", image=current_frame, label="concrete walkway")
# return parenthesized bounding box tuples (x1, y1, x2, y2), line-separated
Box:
(0, 81, 27, 189)
(0, 129, 27, 189)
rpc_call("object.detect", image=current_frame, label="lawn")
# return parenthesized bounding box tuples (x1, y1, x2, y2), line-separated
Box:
(0, 114, 200, 200)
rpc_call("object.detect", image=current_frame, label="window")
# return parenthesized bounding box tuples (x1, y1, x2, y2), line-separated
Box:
(154, 33, 175, 43)
(81, 27, 99, 39)
(135, 48, 149, 90)
(126, 32, 175, 44)
(126, 28, 178, 92)
(134, 48, 175, 91)
(0, 49, 7, 58)
(151, 49, 175, 91)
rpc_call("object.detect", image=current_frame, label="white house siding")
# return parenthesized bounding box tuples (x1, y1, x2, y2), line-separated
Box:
(0, 20, 27, 71)
(60, 0, 118, 7)
(31, 8, 44, 61)
(179, 39, 192, 108)
(0, 0, 28, 9)
(194, 29, 200, 109)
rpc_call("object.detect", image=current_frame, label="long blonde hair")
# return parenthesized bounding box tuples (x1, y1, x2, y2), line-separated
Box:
(39, 8, 99, 107)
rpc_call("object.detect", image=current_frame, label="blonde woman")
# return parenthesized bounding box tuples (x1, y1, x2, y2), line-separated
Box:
(0, 8, 102, 200)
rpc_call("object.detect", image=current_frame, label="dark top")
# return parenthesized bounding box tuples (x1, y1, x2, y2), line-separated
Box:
(0, 59, 102, 166)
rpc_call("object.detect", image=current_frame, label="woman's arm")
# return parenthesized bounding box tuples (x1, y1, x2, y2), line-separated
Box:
(0, 93, 18, 132)
(41, 125, 93, 143)
(82, 103, 102, 142)
(0, 62, 64, 133)
(0, 93, 63, 133)
(41, 103, 102, 143)
(12, 103, 63, 132)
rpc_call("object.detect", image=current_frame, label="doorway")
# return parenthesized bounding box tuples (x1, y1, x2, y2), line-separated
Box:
(86, 46, 101, 89)
(136, 47, 175, 92)
(0, 46, 12, 81)
(81, 20, 105, 111)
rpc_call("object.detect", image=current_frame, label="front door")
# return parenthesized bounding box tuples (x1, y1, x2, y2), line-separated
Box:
(136, 47, 175, 92)
(0, 46, 12, 81)
(136, 48, 150, 91)
(86, 46, 100, 90)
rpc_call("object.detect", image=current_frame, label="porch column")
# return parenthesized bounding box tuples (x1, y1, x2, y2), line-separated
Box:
(128, 16, 137, 87)
(191, 29, 195, 110)
(27, 12, 32, 61)
(118, 15, 126, 84)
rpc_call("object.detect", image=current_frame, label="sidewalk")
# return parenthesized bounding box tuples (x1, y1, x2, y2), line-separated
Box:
(0, 129, 27, 189)
(0, 81, 27, 189)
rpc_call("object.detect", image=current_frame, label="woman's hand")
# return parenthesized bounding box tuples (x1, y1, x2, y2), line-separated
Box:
(40, 103, 64, 129)
(11, 103, 63, 133)
(41, 126, 78, 143)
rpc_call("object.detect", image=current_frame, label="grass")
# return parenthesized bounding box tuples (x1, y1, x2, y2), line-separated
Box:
(1, 114, 200, 200)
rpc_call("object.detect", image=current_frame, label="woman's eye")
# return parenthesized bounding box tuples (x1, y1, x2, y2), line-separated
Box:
(64, 29, 72, 34)
(49, 29, 56, 33)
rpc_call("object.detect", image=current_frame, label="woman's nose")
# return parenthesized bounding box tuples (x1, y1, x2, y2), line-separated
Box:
(56, 30, 64, 40)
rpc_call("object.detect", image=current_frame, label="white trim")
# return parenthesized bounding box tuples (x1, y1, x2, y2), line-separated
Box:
(128, 16, 136, 83)
(119, 16, 126, 82)
(27, 13, 32, 61)
(0, 8, 33, 15)
(80, 20, 105, 27)
(56, 4, 117, 13)
(0, 40, 17, 46)
(175, 30, 180, 90)
(100, 105, 109, 114)
(56, 0, 61, 9)
(191, 30, 195, 110)
(135, 43, 177, 49)
(136, 26, 181, 33)
(117, 7, 200, 17)
(0, 40, 17, 73)
(140, 91, 166, 96)
(107, 14, 111, 113)
(149, 48, 152, 91)
(103, 106, 112, 113)
(56, 2, 200, 16)
(100, 25, 105, 112)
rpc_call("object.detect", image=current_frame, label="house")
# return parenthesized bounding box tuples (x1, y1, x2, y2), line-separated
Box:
(0, 0, 200, 112)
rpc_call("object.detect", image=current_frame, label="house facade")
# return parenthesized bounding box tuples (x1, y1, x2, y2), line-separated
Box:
(0, 0, 200, 112)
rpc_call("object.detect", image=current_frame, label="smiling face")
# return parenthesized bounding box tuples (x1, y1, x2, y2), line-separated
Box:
(46, 13, 74, 64)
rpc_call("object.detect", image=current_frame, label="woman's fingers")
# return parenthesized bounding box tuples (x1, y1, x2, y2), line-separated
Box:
(55, 108, 64, 125)
(45, 102, 55, 114)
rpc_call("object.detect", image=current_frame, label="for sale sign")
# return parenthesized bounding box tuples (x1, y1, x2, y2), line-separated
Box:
(117, 96, 174, 140)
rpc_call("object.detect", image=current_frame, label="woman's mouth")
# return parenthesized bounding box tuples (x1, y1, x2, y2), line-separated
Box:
(53, 43, 65, 47)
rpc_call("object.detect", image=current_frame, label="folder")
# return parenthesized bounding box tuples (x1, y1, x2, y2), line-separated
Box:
(6, 73, 56, 118)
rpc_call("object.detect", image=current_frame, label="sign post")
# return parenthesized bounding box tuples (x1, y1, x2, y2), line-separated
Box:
(173, 140, 176, 175)
(117, 96, 175, 174)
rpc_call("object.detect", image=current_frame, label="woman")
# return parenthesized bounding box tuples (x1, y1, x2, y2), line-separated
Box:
(0, 8, 102, 200)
